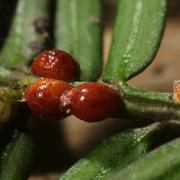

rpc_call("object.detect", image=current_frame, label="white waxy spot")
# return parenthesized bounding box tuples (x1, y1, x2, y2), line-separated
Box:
(66, 109, 71, 114)
(18, 98, 26, 102)
(80, 96, 85, 101)
(38, 92, 43, 98)
(39, 84, 48, 90)
(60, 95, 71, 106)
(81, 88, 87, 93)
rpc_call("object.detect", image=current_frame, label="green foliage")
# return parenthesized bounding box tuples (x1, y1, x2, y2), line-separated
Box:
(56, 0, 103, 81)
(0, 0, 50, 68)
(103, 0, 168, 83)
(111, 136, 180, 180)
(0, 130, 33, 180)
(0, 0, 180, 180)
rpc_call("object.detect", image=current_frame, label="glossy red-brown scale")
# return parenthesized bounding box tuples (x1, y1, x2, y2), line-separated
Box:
(23, 79, 73, 120)
(31, 49, 80, 81)
(60, 82, 122, 122)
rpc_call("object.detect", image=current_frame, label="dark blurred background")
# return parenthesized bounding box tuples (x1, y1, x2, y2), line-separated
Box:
(29, 0, 180, 179)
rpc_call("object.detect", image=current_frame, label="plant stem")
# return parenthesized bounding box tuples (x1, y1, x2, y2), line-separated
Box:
(0, 87, 21, 125)
(117, 82, 180, 121)
(0, 67, 180, 125)
(0, 68, 35, 126)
